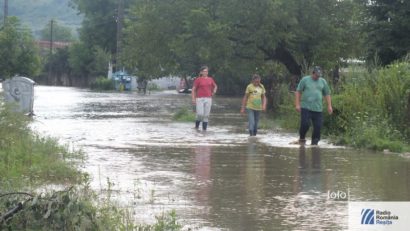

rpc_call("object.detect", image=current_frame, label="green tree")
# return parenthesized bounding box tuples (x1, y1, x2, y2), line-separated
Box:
(40, 20, 75, 42)
(362, 0, 410, 65)
(71, 0, 118, 53)
(121, 0, 363, 94)
(70, 0, 134, 67)
(68, 42, 110, 78)
(0, 17, 41, 78)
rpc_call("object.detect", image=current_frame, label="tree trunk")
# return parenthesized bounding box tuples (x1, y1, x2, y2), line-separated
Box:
(260, 43, 302, 91)
(271, 46, 302, 77)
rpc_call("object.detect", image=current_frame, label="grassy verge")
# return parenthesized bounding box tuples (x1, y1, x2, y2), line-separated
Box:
(0, 104, 182, 230)
(0, 104, 84, 188)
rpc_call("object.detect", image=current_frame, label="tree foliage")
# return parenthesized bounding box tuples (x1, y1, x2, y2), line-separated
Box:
(68, 0, 390, 93)
(68, 42, 110, 78)
(0, 17, 41, 79)
(120, 0, 363, 94)
(71, 0, 118, 54)
(362, 0, 410, 65)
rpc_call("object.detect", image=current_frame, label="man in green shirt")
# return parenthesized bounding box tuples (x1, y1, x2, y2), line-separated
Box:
(295, 66, 333, 145)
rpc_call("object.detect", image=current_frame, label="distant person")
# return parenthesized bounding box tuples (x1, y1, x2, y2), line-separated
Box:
(191, 66, 218, 131)
(137, 78, 147, 94)
(294, 66, 333, 145)
(240, 74, 267, 136)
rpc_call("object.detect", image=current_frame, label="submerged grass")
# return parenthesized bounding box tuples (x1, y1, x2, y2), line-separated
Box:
(172, 107, 195, 122)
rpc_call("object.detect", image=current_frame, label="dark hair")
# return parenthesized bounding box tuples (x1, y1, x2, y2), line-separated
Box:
(252, 74, 261, 81)
(200, 65, 209, 71)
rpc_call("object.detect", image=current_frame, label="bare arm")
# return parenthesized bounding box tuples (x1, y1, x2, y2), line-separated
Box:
(295, 91, 301, 112)
(325, 95, 333, 114)
(262, 94, 267, 111)
(240, 93, 249, 114)
(191, 86, 196, 104)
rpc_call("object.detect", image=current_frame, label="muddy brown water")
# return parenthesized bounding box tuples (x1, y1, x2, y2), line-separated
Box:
(31, 86, 410, 230)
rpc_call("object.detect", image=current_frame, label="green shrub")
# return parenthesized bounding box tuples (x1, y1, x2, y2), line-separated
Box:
(90, 77, 114, 91)
(329, 62, 410, 151)
(340, 112, 405, 152)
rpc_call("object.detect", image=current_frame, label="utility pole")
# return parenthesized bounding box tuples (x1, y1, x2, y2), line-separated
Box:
(115, 0, 124, 71)
(50, 19, 54, 56)
(4, 0, 8, 24)
(48, 19, 54, 84)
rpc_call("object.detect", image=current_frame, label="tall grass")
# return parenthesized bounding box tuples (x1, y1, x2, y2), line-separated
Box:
(0, 105, 84, 188)
(327, 62, 410, 151)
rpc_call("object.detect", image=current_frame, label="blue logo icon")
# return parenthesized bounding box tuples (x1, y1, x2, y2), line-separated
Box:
(361, 209, 375, 224)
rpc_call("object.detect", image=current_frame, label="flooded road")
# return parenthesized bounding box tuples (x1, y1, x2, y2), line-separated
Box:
(32, 86, 410, 230)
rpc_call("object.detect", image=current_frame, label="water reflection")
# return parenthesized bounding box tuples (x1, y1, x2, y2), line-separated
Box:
(193, 145, 212, 205)
(294, 146, 323, 194)
(244, 141, 265, 211)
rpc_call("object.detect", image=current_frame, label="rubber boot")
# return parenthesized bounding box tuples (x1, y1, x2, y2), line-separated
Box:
(195, 121, 200, 129)
(202, 122, 208, 131)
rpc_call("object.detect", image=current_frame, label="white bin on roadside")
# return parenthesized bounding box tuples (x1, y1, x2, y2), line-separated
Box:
(2, 76, 35, 115)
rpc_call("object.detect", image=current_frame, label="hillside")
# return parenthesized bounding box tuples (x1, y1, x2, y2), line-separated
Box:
(0, 0, 82, 38)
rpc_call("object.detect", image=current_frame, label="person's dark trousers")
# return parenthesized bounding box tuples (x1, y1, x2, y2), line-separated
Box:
(202, 122, 208, 131)
(247, 109, 260, 136)
(195, 120, 200, 129)
(299, 108, 323, 145)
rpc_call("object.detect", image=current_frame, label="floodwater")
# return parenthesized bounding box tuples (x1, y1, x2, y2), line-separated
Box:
(31, 86, 410, 230)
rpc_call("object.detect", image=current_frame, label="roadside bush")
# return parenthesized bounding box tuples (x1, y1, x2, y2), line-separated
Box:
(326, 61, 410, 151)
(337, 112, 404, 152)
(90, 77, 114, 91)
(373, 62, 410, 138)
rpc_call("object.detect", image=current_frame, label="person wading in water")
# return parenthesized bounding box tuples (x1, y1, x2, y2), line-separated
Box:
(191, 66, 218, 131)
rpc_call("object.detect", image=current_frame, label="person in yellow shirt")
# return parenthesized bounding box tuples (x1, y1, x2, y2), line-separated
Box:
(240, 74, 267, 136)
